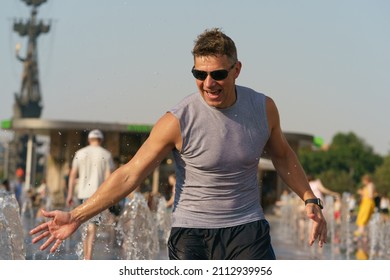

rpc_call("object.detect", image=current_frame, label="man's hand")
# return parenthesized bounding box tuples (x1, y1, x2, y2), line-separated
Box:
(305, 204, 327, 247)
(30, 209, 80, 253)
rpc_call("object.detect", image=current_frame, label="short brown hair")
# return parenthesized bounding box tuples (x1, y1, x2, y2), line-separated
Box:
(192, 28, 237, 63)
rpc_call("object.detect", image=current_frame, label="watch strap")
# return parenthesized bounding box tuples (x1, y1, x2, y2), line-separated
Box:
(304, 198, 323, 209)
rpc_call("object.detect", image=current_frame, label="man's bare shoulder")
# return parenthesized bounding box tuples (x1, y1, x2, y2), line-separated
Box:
(148, 112, 181, 151)
(153, 112, 180, 131)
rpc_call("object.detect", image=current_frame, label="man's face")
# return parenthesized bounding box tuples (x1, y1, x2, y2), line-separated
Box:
(193, 55, 241, 109)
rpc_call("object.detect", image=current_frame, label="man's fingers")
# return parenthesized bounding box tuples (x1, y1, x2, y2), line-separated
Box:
(317, 232, 325, 247)
(29, 221, 50, 235)
(50, 239, 63, 253)
(309, 224, 327, 247)
(31, 230, 50, 244)
(39, 234, 56, 251)
(305, 204, 328, 247)
(320, 228, 328, 246)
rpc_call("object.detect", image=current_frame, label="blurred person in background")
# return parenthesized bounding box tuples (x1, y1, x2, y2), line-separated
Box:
(355, 174, 375, 238)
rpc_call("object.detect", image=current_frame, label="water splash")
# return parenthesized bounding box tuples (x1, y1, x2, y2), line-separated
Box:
(276, 191, 390, 259)
(116, 192, 159, 259)
(368, 212, 381, 259)
(339, 192, 354, 259)
(0, 190, 25, 259)
(156, 196, 172, 245)
(74, 209, 115, 260)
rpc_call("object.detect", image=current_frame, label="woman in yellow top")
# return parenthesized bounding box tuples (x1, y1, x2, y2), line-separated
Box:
(355, 174, 376, 237)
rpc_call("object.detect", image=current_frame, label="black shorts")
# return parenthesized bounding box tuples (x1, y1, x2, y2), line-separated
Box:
(168, 220, 276, 260)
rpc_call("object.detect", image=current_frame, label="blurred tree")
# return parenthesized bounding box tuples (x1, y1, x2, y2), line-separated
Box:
(299, 132, 383, 193)
(318, 170, 355, 194)
(329, 132, 382, 183)
(374, 155, 390, 196)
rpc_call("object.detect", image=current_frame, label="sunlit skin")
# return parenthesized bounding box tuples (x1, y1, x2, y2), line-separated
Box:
(193, 55, 241, 109)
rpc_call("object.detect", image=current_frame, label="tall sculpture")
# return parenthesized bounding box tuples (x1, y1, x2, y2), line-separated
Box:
(9, 0, 50, 185)
(13, 0, 50, 118)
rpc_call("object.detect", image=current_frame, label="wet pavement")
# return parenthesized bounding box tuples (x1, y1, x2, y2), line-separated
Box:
(268, 214, 329, 260)
(5, 190, 388, 261)
(23, 210, 170, 260)
(22, 210, 325, 260)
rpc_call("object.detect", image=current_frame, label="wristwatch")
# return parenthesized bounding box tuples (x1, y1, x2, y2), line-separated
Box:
(304, 198, 323, 209)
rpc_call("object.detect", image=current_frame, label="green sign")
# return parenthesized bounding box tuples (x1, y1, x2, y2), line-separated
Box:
(313, 136, 324, 148)
(1, 119, 12, 129)
(126, 124, 153, 133)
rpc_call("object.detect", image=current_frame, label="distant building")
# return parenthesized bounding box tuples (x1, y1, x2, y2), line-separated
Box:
(2, 118, 314, 208)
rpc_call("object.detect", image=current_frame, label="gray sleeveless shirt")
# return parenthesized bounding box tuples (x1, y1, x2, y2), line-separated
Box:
(169, 85, 270, 228)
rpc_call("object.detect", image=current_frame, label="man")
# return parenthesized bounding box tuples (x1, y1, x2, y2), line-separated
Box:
(31, 28, 327, 260)
(66, 129, 114, 259)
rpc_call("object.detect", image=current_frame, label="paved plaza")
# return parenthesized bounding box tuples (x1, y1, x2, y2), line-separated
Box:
(22, 211, 328, 260)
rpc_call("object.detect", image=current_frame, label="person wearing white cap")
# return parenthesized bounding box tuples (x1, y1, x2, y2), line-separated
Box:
(66, 129, 114, 259)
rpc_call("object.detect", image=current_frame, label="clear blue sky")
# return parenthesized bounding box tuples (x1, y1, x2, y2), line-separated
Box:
(1, 0, 389, 155)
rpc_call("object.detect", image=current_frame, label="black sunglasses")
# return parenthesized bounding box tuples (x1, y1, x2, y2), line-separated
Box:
(191, 63, 236, 81)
